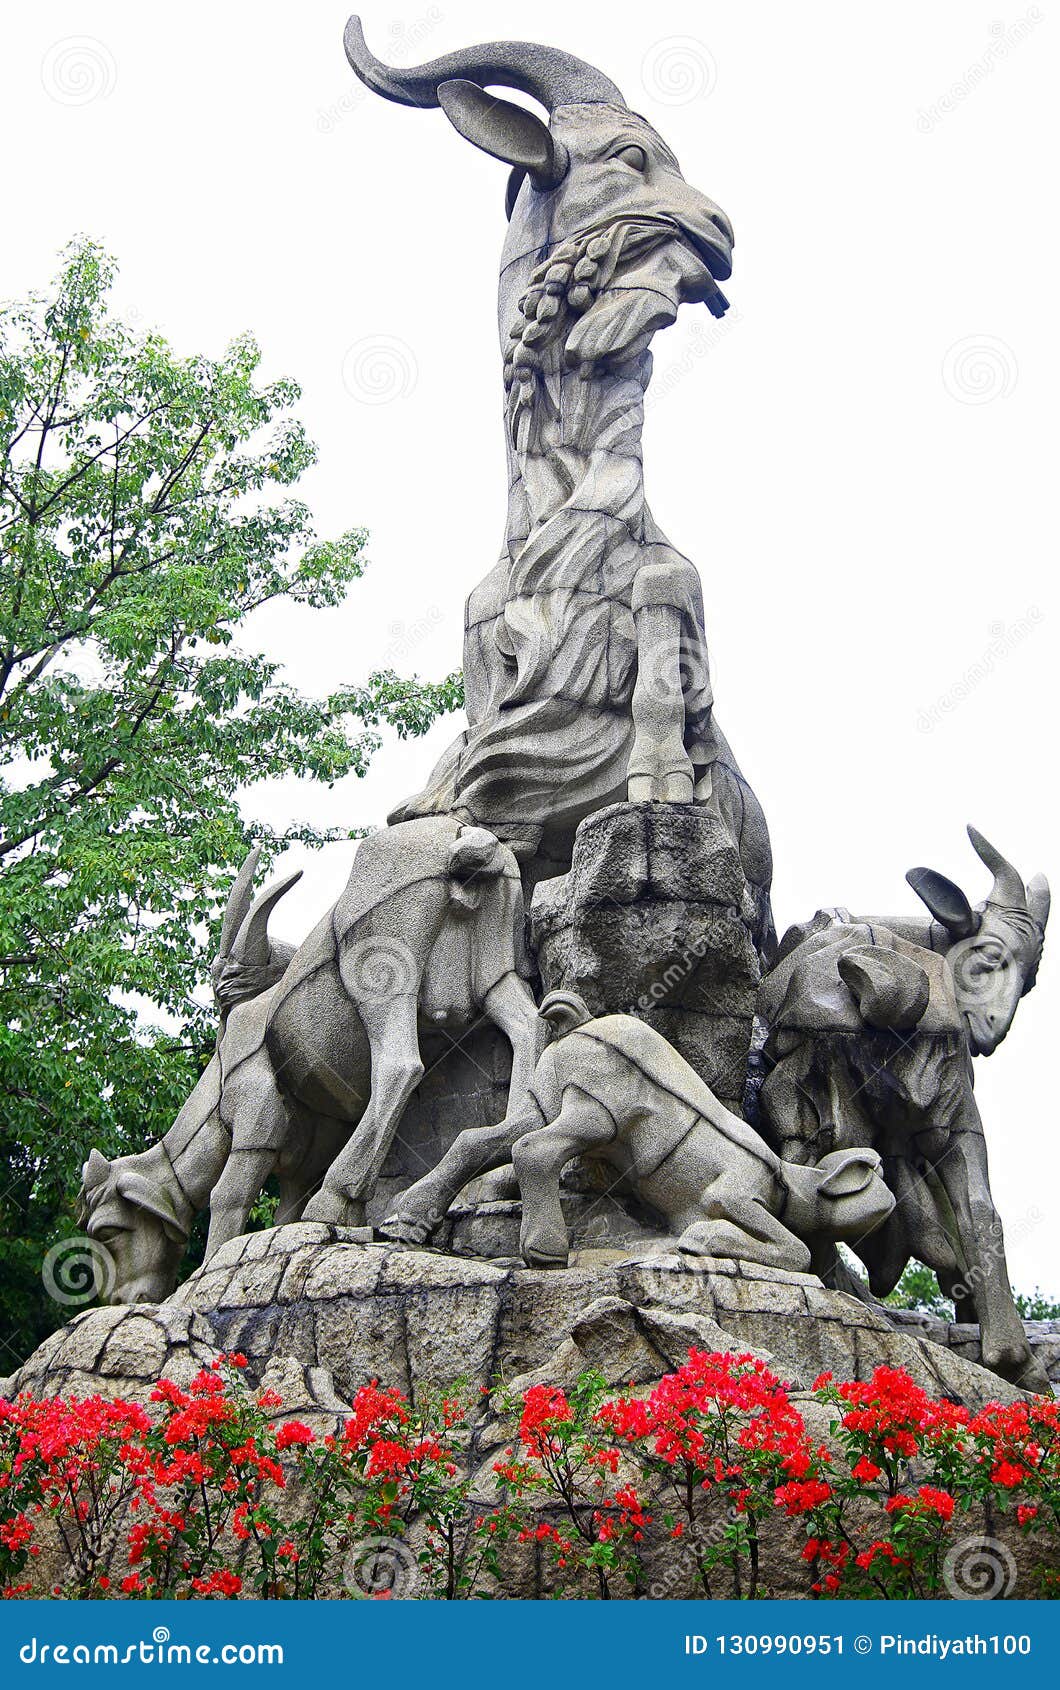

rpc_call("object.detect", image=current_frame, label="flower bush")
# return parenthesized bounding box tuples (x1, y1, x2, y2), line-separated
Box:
(1, 1351, 1057, 1599)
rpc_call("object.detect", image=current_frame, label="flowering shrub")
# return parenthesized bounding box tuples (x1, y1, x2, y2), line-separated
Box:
(1, 1352, 1057, 1600)
(488, 1372, 646, 1598)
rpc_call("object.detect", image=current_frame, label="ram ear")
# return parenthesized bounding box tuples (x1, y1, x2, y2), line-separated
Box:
(815, 1149, 881, 1200)
(115, 1172, 188, 1245)
(906, 867, 979, 939)
(437, 79, 568, 189)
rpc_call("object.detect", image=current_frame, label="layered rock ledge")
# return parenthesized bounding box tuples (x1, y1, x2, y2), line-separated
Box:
(4, 1223, 1032, 1412)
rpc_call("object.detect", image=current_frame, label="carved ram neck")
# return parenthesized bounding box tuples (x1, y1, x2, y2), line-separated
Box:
(498, 103, 730, 547)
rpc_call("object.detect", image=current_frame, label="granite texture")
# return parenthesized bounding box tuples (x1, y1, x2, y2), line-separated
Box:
(758, 828, 1051, 1393)
(4, 1226, 1025, 1413)
(530, 803, 764, 1110)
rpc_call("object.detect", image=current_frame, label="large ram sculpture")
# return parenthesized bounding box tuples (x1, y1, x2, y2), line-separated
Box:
(757, 827, 1049, 1391)
(344, 18, 773, 951)
(80, 818, 542, 1302)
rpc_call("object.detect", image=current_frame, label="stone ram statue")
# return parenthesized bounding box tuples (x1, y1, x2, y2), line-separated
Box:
(756, 826, 1050, 1392)
(344, 17, 773, 947)
(79, 818, 542, 1302)
(382, 992, 895, 1273)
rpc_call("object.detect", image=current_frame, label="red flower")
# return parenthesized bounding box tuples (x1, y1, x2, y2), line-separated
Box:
(774, 1478, 831, 1516)
(519, 1385, 573, 1458)
(0, 1514, 34, 1552)
(851, 1456, 882, 1484)
(342, 1382, 409, 1451)
(855, 1539, 903, 1571)
(915, 1485, 956, 1521)
(275, 1421, 315, 1450)
(991, 1460, 1026, 1490)
(191, 1568, 242, 1598)
(366, 1440, 415, 1478)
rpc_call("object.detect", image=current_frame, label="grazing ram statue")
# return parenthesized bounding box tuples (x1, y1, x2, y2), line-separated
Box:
(382, 991, 895, 1274)
(756, 826, 1050, 1391)
(344, 17, 773, 947)
(79, 818, 542, 1302)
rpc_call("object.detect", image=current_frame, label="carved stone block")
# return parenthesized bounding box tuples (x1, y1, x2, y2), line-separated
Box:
(530, 801, 761, 1111)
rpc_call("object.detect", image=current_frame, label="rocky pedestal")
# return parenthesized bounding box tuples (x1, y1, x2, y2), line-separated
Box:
(7, 1225, 1030, 1412)
(530, 802, 761, 1113)
(6, 1227, 1055, 1600)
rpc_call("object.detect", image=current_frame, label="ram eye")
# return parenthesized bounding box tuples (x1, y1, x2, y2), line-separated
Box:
(612, 144, 647, 171)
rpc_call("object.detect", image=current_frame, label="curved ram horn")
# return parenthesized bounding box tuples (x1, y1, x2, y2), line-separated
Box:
(230, 870, 303, 967)
(538, 991, 592, 1034)
(81, 1147, 111, 1192)
(815, 1148, 882, 1199)
(1027, 872, 1051, 933)
(343, 15, 625, 112)
(217, 846, 261, 960)
(967, 825, 1027, 910)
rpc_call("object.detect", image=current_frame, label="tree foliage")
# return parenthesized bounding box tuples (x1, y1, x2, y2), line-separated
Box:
(0, 241, 461, 1365)
(886, 1261, 1059, 1323)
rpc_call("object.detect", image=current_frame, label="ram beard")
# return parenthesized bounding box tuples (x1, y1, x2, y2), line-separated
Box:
(506, 217, 726, 393)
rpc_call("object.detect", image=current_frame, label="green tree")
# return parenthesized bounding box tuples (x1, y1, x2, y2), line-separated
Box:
(886, 1261, 1060, 1324)
(885, 1261, 954, 1319)
(1013, 1287, 1060, 1322)
(0, 241, 461, 1366)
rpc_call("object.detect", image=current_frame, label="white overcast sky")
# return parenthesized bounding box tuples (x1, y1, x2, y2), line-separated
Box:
(2, 3, 1057, 1287)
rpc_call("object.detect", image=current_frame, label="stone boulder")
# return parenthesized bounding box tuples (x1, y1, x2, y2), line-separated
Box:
(4, 1224, 1021, 1413)
(531, 803, 762, 1112)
